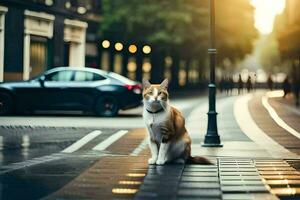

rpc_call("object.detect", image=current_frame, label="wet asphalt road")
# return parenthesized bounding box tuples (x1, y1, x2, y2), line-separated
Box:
(0, 127, 116, 200)
(0, 92, 206, 200)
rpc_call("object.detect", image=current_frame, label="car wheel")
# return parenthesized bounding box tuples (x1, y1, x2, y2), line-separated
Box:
(95, 96, 119, 117)
(0, 93, 13, 115)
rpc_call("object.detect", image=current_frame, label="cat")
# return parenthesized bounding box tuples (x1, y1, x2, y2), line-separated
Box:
(142, 79, 212, 165)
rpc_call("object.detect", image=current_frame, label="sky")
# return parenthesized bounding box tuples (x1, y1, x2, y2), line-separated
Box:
(250, 0, 286, 34)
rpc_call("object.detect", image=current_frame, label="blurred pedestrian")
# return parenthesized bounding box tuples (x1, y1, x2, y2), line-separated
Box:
(267, 75, 273, 90)
(282, 76, 291, 98)
(219, 77, 225, 93)
(294, 79, 299, 106)
(238, 74, 243, 94)
(246, 75, 253, 93)
(253, 73, 257, 91)
(229, 76, 234, 94)
(225, 77, 230, 95)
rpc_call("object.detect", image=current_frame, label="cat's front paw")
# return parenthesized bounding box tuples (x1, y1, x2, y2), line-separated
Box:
(156, 159, 166, 165)
(148, 157, 157, 165)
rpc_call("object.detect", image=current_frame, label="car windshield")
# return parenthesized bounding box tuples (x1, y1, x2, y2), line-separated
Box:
(106, 71, 137, 85)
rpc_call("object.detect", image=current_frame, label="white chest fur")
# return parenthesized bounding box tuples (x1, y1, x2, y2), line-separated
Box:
(143, 107, 170, 143)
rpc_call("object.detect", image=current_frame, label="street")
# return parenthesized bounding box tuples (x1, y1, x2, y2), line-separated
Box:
(0, 91, 205, 199)
(0, 90, 299, 199)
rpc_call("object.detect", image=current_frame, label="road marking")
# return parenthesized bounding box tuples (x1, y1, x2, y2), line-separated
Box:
(234, 94, 299, 159)
(0, 153, 63, 175)
(62, 130, 102, 153)
(0, 151, 105, 175)
(130, 138, 148, 156)
(93, 130, 128, 151)
(262, 90, 300, 140)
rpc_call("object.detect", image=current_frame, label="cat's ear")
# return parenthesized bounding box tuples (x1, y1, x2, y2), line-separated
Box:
(143, 79, 151, 89)
(160, 78, 169, 90)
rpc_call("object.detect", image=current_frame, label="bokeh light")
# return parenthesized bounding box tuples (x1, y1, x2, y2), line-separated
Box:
(102, 40, 110, 48)
(142, 60, 152, 72)
(128, 45, 137, 53)
(115, 42, 123, 51)
(142, 45, 151, 54)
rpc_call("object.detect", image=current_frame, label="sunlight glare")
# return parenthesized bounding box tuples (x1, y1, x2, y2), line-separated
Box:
(251, 0, 286, 34)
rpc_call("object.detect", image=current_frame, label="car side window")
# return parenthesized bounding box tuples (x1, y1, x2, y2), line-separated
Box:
(73, 71, 106, 82)
(93, 73, 106, 81)
(47, 71, 74, 82)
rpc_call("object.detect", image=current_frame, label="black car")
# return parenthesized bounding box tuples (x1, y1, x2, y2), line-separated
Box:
(0, 67, 142, 117)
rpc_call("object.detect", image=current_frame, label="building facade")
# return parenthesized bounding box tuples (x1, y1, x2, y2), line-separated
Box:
(0, 0, 101, 82)
(0, 0, 209, 89)
(277, 0, 300, 61)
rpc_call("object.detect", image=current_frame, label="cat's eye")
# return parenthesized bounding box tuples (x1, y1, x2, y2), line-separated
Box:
(158, 91, 162, 95)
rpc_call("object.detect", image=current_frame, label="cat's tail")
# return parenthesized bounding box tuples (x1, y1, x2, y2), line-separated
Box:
(186, 156, 214, 165)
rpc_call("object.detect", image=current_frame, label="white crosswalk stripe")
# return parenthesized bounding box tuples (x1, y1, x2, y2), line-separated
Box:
(0, 129, 130, 175)
(62, 130, 102, 153)
(92, 130, 128, 151)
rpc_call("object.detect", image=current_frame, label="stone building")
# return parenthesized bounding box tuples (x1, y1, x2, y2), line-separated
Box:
(0, 0, 101, 82)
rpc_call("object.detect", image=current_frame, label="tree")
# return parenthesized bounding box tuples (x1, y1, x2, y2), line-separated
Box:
(100, 0, 210, 85)
(274, 0, 300, 105)
(99, 0, 257, 84)
(215, 0, 258, 67)
(100, 0, 209, 49)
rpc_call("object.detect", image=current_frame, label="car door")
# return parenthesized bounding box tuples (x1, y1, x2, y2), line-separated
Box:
(12, 78, 45, 112)
(38, 70, 76, 110)
(69, 70, 107, 111)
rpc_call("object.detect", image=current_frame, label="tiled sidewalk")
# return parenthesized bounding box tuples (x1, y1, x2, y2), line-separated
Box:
(135, 158, 283, 200)
(45, 155, 300, 200)
(45, 156, 149, 200)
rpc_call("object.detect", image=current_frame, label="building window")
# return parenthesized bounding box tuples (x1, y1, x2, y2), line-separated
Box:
(65, 0, 92, 14)
(23, 10, 54, 80)
(85, 42, 98, 68)
(32, 0, 54, 6)
(29, 36, 48, 78)
(63, 19, 88, 67)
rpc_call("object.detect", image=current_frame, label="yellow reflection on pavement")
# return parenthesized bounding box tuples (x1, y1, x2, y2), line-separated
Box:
(126, 173, 146, 177)
(118, 180, 142, 185)
(271, 188, 300, 196)
(112, 188, 138, 194)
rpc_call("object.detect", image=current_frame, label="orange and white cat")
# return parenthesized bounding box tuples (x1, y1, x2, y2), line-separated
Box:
(143, 79, 212, 165)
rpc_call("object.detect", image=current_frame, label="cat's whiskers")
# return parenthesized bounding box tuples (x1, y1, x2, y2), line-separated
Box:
(159, 101, 167, 111)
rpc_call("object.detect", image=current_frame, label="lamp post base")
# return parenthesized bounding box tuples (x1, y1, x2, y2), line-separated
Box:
(202, 133, 223, 147)
(202, 143, 223, 147)
(202, 108, 222, 147)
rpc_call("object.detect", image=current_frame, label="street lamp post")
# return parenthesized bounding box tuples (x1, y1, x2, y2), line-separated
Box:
(202, 0, 222, 147)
